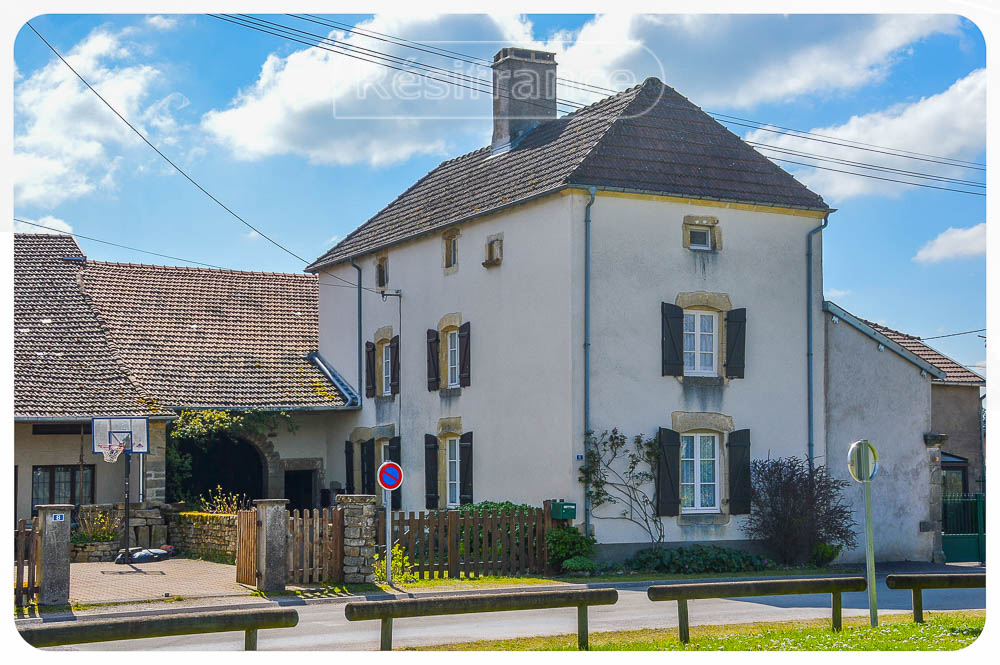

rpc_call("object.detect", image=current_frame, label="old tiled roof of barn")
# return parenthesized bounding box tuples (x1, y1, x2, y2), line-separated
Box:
(308, 77, 829, 271)
(861, 318, 985, 385)
(14, 234, 170, 419)
(78, 261, 353, 409)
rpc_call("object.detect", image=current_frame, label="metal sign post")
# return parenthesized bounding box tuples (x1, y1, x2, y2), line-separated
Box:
(376, 461, 404, 587)
(848, 439, 879, 627)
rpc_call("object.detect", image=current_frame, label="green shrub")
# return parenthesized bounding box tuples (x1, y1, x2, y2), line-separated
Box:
(72, 510, 120, 543)
(374, 544, 417, 583)
(809, 542, 842, 567)
(625, 544, 774, 574)
(545, 527, 596, 570)
(561, 555, 598, 574)
(455, 500, 539, 515)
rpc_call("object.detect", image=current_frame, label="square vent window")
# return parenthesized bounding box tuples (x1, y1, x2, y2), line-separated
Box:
(689, 227, 712, 250)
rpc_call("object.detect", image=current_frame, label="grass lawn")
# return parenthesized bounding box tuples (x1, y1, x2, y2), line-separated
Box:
(408, 611, 985, 651)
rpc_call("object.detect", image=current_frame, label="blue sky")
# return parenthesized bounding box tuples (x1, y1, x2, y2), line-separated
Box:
(12, 13, 986, 375)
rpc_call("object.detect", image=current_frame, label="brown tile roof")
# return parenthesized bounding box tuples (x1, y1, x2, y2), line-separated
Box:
(860, 318, 985, 385)
(307, 77, 829, 271)
(78, 261, 356, 410)
(14, 234, 171, 420)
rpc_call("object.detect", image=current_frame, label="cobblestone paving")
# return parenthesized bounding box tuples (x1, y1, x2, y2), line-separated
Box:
(69, 558, 251, 603)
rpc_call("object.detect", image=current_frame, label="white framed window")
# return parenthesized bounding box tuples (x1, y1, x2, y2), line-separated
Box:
(382, 343, 392, 396)
(683, 310, 717, 376)
(681, 433, 719, 513)
(447, 330, 459, 388)
(688, 226, 712, 250)
(446, 436, 460, 507)
(445, 234, 458, 268)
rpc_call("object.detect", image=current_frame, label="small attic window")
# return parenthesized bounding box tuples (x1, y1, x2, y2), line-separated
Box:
(375, 257, 388, 289)
(689, 227, 711, 251)
(483, 234, 503, 268)
(444, 231, 459, 270)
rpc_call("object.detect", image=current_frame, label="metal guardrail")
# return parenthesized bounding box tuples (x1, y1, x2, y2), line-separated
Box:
(17, 608, 299, 650)
(647, 577, 868, 643)
(344, 588, 619, 650)
(885, 573, 986, 623)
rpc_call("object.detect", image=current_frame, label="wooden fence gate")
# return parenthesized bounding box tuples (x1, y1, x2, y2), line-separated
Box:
(236, 509, 258, 586)
(377, 507, 553, 579)
(287, 507, 344, 586)
(14, 518, 39, 607)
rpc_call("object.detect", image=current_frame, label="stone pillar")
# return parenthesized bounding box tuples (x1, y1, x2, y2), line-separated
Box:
(254, 499, 288, 592)
(924, 434, 947, 564)
(340, 495, 376, 583)
(37, 504, 73, 605)
(144, 421, 167, 504)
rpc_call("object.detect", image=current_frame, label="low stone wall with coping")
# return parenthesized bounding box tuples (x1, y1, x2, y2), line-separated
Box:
(163, 508, 238, 563)
(340, 495, 376, 583)
(70, 540, 120, 562)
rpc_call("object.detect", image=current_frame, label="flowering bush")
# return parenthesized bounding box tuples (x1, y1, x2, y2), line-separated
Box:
(373, 544, 417, 583)
(198, 485, 251, 514)
(72, 510, 121, 543)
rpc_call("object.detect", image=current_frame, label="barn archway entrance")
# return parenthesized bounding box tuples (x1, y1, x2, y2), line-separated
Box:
(173, 432, 265, 502)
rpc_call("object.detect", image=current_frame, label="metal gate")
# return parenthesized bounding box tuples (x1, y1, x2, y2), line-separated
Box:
(236, 509, 258, 586)
(942, 493, 985, 563)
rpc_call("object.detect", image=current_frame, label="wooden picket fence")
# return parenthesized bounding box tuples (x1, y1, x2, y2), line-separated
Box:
(14, 518, 39, 607)
(235, 509, 258, 586)
(286, 507, 344, 586)
(376, 507, 554, 579)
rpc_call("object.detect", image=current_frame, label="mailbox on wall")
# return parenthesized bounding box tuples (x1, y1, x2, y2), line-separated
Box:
(550, 500, 577, 520)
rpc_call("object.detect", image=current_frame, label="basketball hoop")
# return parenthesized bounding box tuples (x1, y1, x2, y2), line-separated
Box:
(101, 438, 126, 463)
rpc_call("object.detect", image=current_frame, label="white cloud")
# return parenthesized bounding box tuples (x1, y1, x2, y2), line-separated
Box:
(14, 26, 186, 208)
(913, 222, 986, 263)
(327, 234, 341, 246)
(13, 215, 73, 234)
(145, 15, 178, 31)
(745, 69, 986, 200)
(825, 288, 851, 299)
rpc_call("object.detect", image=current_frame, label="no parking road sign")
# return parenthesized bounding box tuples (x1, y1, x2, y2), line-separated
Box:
(377, 461, 403, 492)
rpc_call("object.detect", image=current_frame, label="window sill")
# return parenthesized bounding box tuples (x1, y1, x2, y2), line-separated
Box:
(439, 387, 462, 398)
(677, 512, 729, 526)
(680, 376, 725, 387)
(688, 247, 714, 253)
(375, 394, 395, 404)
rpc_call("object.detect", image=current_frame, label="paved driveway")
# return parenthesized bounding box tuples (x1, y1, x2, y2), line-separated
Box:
(69, 558, 250, 604)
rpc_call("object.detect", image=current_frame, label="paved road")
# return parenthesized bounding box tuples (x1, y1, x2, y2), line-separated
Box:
(54, 580, 985, 651)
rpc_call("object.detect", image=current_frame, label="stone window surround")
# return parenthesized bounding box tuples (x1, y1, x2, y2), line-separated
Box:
(682, 215, 723, 251)
(347, 424, 395, 499)
(373, 325, 393, 399)
(443, 228, 461, 275)
(671, 411, 734, 526)
(437, 312, 462, 393)
(675, 292, 731, 381)
(483, 232, 503, 268)
(437, 417, 462, 509)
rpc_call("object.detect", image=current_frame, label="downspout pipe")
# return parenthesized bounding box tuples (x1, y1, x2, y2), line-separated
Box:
(979, 393, 986, 492)
(583, 186, 597, 537)
(350, 258, 363, 396)
(806, 212, 830, 468)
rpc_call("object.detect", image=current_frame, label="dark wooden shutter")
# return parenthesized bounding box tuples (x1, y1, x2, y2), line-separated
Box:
(344, 441, 355, 494)
(459, 431, 474, 505)
(386, 436, 402, 510)
(656, 427, 681, 516)
(727, 429, 752, 514)
(365, 341, 376, 397)
(725, 308, 747, 379)
(389, 335, 400, 395)
(661, 303, 684, 377)
(424, 435, 439, 509)
(458, 321, 471, 387)
(361, 439, 376, 494)
(426, 329, 440, 391)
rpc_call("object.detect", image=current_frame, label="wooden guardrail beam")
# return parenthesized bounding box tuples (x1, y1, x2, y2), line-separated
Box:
(17, 608, 299, 650)
(885, 573, 985, 623)
(647, 577, 867, 642)
(345, 588, 618, 650)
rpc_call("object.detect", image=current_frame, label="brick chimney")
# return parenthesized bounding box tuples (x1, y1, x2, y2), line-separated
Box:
(491, 48, 557, 154)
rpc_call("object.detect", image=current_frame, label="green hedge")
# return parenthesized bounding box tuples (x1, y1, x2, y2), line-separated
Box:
(625, 544, 774, 574)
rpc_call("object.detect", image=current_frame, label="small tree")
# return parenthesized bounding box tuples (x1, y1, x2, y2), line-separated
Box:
(740, 456, 857, 564)
(579, 429, 664, 546)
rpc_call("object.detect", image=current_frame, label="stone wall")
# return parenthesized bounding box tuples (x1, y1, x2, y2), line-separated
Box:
(163, 506, 238, 563)
(339, 495, 376, 583)
(71, 540, 119, 563)
(77, 503, 167, 552)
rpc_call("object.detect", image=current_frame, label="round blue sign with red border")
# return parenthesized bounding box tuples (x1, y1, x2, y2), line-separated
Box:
(377, 461, 403, 491)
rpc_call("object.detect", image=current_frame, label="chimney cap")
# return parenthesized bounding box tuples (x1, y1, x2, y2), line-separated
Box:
(492, 48, 556, 66)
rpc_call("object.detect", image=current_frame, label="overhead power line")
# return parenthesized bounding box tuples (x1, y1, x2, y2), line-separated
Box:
(919, 328, 986, 341)
(13, 218, 227, 268)
(26, 22, 311, 266)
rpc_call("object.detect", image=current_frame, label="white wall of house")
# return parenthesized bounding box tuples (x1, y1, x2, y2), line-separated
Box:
(318, 194, 579, 512)
(13, 423, 142, 521)
(577, 191, 828, 546)
(824, 313, 936, 562)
